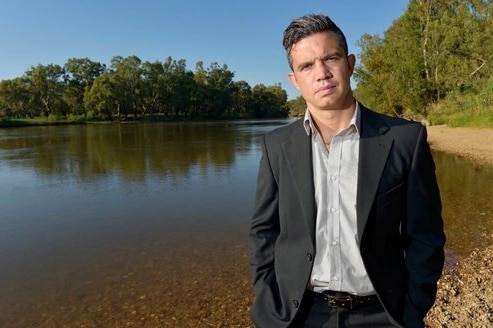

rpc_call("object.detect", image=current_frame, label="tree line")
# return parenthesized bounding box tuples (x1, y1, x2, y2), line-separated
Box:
(353, 0, 493, 122)
(0, 56, 289, 121)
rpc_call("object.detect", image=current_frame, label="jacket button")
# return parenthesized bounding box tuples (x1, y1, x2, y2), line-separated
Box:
(307, 253, 313, 262)
(292, 300, 299, 308)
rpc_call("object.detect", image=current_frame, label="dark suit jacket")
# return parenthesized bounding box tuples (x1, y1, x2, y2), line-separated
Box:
(248, 104, 445, 328)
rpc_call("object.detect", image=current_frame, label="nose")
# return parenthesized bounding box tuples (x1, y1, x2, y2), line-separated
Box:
(315, 60, 332, 81)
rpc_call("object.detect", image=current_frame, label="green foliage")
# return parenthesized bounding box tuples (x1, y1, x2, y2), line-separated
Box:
(287, 96, 306, 117)
(354, 0, 493, 126)
(429, 107, 493, 127)
(250, 84, 289, 118)
(428, 77, 493, 127)
(0, 56, 288, 121)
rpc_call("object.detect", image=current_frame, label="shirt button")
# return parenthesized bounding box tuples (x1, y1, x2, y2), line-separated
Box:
(292, 300, 299, 308)
(331, 241, 338, 246)
(331, 175, 338, 181)
(333, 276, 339, 281)
(331, 207, 338, 214)
(307, 253, 313, 262)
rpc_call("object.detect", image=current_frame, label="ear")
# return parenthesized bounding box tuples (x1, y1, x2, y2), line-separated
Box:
(287, 72, 300, 90)
(347, 54, 356, 75)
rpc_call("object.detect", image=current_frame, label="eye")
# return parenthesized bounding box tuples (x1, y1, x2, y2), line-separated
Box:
(299, 63, 312, 71)
(325, 56, 338, 62)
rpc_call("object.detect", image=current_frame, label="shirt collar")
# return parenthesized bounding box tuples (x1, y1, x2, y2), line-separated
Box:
(303, 101, 361, 137)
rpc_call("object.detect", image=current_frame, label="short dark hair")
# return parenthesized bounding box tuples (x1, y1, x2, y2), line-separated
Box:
(282, 14, 349, 69)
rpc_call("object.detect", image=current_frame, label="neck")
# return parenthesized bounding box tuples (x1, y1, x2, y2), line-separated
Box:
(309, 101, 356, 142)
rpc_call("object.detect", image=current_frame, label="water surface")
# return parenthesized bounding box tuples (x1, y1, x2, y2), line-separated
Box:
(0, 121, 492, 326)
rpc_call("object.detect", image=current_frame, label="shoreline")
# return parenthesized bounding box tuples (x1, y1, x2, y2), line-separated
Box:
(425, 125, 493, 327)
(427, 125, 493, 166)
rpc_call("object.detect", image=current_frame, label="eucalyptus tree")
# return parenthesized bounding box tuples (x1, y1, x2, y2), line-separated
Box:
(355, 0, 493, 116)
(141, 60, 166, 118)
(110, 55, 144, 119)
(162, 57, 195, 117)
(265, 84, 289, 117)
(24, 64, 66, 117)
(230, 80, 252, 116)
(204, 62, 235, 118)
(462, 0, 493, 90)
(398, 0, 493, 107)
(191, 61, 209, 118)
(353, 34, 393, 114)
(85, 71, 118, 120)
(64, 58, 105, 116)
(250, 84, 289, 118)
(0, 78, 30, 117)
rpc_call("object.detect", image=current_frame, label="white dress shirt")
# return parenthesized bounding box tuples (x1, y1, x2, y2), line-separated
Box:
(303, 102, 375, 295)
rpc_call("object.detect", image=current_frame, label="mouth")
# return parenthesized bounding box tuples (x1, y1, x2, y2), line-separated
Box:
(316, 84, 336, 95)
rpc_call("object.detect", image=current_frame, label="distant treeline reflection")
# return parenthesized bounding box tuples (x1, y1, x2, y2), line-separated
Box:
(0, 122, 261, 181)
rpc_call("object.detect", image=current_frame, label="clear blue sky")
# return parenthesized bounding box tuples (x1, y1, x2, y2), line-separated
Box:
(0, 0, 409, 99)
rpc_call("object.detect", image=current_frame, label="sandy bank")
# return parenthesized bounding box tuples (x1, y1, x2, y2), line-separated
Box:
(427, 125, 493, 166)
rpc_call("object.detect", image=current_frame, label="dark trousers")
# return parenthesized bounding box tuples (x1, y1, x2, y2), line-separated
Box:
(289, 291, 396, 328)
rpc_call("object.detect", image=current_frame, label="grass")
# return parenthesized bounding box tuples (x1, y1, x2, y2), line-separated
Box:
(429, 109, 493, 128)
(427, 91, 493, 128)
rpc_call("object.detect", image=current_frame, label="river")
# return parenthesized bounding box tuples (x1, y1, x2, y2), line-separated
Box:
(0, 120, 492, 327)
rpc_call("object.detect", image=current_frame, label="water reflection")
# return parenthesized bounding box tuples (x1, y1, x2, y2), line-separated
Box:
(1, 123, 252, 181)
(434, 151, 493, 261)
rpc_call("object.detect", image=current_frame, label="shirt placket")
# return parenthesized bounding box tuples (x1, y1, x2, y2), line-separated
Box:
(327, 134, 342, 290)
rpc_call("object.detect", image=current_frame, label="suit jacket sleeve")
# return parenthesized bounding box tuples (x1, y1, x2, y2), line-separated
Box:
(248, 122, 315, 327)
(402, 126, 445, 327)
(248, 134, 284, 326)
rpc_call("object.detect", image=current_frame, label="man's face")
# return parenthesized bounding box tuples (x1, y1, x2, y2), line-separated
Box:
(287, 31, 355, 111)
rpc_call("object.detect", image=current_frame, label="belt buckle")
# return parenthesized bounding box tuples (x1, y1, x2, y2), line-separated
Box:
(326, 294, 353, 309)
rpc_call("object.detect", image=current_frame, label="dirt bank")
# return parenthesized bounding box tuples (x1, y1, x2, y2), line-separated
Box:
(426, 125, 493, 166)
(425, 245, 493, 327)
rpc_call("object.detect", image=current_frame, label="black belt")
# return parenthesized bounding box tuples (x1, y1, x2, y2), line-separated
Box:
(309, 290, 379, 310)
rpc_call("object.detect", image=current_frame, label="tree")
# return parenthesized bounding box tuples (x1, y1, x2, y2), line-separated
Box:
(163, 58, 195, 117)
(141, 60, 166, 118)
(204, 62, 235, 118)
(109, 55, 144, 119)
(355, 0, 493, 118)
(0, 78, 30, 117)
(250, 84, 289, 118)
(230, 80, 253, 116)
(64, 58, 105, 116)
(24, 64, 67, 117)
(85, 72, 118, 120)
(287, 96, 306, 117)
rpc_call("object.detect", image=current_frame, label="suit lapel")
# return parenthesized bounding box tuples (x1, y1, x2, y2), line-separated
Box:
(281, 121, 316, 245)
(356, 107, 393, 242)
(278, 109, 393, 245)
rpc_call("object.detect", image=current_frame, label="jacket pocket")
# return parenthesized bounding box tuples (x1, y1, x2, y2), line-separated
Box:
(375, 182, 405, 209)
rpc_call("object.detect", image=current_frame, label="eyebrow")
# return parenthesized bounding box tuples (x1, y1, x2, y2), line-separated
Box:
(295, 51, 345, 71)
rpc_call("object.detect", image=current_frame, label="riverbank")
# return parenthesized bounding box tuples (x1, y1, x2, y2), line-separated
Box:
(426, 125, 493, 166)
(425, 125, 493, 327)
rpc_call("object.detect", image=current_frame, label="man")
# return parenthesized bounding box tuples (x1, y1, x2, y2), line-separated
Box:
(248, 14, 445, 328)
